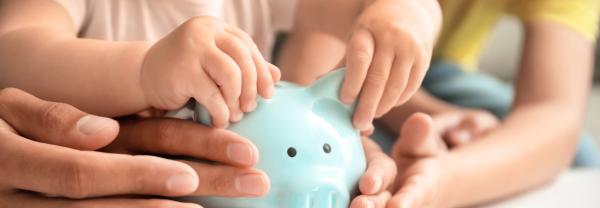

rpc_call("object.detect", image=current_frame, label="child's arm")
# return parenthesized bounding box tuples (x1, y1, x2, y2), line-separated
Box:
(0, 0, 149, 116)
(277, 0, 360, 84)
(0, 0, 278, 127)
(388, 21, 593, 207)
(278, 0, 442, 131)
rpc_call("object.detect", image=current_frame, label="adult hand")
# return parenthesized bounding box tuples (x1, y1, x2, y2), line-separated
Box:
(387, 113, 453, 208)
(349, 137, 397, 208)
(342, 0, 441, 130)
(0, 88, 263, 208)
(102, 116, 270, 198)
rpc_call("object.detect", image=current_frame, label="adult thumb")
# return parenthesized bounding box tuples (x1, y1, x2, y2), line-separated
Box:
(0, 88, 118, 150)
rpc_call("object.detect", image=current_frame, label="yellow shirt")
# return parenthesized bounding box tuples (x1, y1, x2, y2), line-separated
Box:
(434, 0, 600, 70)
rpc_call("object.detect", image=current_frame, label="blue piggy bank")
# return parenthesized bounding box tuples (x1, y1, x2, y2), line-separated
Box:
(178, 69, 367, 208)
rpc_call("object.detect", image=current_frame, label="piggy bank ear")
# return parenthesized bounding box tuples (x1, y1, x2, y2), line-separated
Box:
(309, 68, 355, 111)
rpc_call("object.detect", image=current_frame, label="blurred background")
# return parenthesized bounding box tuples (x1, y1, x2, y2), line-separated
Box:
(479, 17, 600, 148)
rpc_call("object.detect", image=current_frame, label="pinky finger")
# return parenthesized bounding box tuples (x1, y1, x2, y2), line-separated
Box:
(268, 63, 281, 83)
(252, 47, 276, 100)
(225, 26, 278, 99)
(395, 52, 430, 106)
(194, 78, 230, 128)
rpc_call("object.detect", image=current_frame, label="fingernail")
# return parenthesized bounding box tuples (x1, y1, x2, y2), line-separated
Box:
(355, 119, 371, 131)
(248, 101, 256, 111)
(235, 173, 268, 195)
(372, 174, 383, 193)
(246, 101, 257, 112)
(227, 143, 255, 166)
(340, 94, 354, 104)
(76, 115, 116, 135)
(265, 85, 275, 98)
(231, 110, 244, 122)
(166, 173, 198, 194)
(365, 199, 375, 208)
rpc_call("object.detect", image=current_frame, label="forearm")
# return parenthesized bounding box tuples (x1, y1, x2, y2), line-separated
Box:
(277, 32, 347, 85)
(277, 0, 362, 85)
(443, 21, 593, 207)
(443, 102, 582, 206)
(0, 28, 151, 117)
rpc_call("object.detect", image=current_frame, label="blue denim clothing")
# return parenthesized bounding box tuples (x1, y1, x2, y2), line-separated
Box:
(372, 60, 600, 167)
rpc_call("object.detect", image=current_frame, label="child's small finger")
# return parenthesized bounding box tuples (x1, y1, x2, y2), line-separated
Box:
(193, 79, 230, 128)
(203, 48, 242, 121)
(268, 63, 281, 83)
(395, 51, 429, 106)
(342, 29, 374, 105)
(253, 49, 275, 99)
(225, 25, 277, 99)
(216, 34, 258, 115)
(374, 54, 412, 118)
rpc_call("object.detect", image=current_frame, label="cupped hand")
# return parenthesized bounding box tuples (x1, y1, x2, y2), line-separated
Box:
(0, 88, 270, 208)
(0, 88, 201, 208)
(140, 16, 281, 128)
(104, 116, 271, 197)
(349, 137, 397, 208)
(342, 0, 441, 130)
(387, 113, 453, 208)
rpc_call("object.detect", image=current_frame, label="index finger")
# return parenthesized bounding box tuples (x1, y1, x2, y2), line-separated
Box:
(0, 131, 198, 199)
(106, 118, 259, 167)
(341, 29, 374, 104)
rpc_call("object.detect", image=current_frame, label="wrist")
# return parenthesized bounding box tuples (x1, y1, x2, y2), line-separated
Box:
(135, 42, 155, 108)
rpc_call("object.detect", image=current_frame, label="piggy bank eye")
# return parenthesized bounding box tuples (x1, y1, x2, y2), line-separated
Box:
(287, 147, 297, 157)
(323, 143, 331, 154)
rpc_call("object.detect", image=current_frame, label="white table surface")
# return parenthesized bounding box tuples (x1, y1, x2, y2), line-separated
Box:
(483, 169, 600, 208)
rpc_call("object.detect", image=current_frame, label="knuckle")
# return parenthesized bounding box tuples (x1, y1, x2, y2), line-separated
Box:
(207, 90, 222, 102)
(349, 45, 372, 63)
(38, 102, 76, 131)
(209, 176, 232, 194)
(60, 157, 93, 199)
(182, 16, 215, 33)
(365, 70, 389, 85)
(0, 87, 24, 102)
(388, 22, 409, 36)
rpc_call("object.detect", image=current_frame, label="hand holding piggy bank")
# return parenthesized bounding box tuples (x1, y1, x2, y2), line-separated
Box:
(173, 69, 367, 208)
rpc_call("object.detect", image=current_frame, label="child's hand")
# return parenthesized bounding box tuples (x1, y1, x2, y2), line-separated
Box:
(342, 0, 440, 130)
(140, 16, 280, 128)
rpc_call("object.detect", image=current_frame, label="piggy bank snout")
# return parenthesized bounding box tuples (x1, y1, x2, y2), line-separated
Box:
(286, 183, 350, 208)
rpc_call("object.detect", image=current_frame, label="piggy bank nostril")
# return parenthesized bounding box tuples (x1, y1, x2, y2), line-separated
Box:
(287, 147, 297, 157)
(323, 143, 331, 154)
